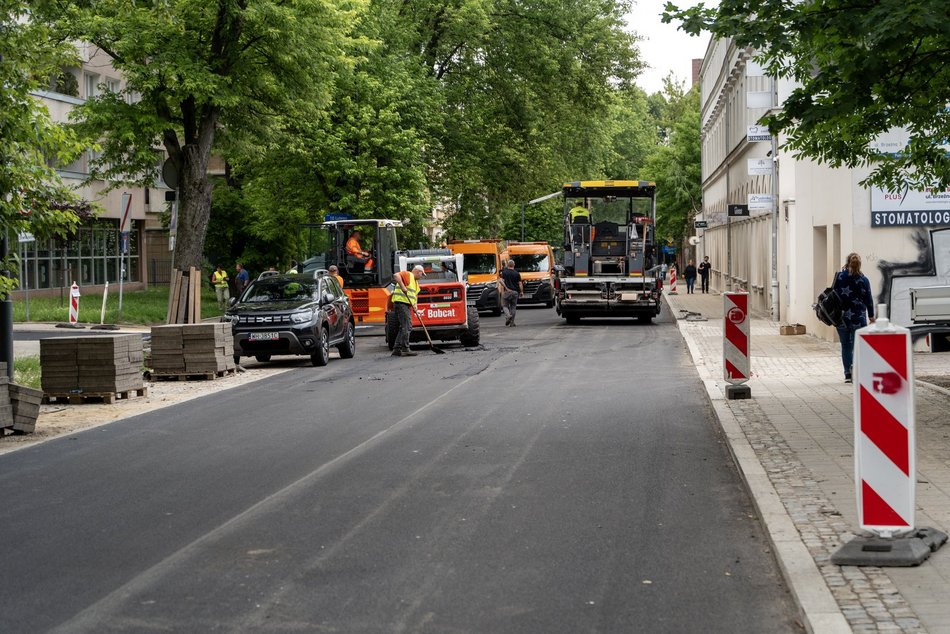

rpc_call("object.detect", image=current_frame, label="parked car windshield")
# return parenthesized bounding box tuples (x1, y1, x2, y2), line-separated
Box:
(462, 253, 497, 275)
(511, 254, 550, 272)
(242, 279, 318, 303)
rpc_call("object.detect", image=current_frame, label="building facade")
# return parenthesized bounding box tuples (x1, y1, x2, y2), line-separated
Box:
(698, 37, 950, 347)
(20, 44, 171, 297)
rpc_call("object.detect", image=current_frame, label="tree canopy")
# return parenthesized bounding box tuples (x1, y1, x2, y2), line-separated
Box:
(0, 0, 89, 297)
(40, 0, 361, 270)
(665, 0, 950, 191)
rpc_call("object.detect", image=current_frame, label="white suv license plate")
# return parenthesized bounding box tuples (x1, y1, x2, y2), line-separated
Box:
(249, 332, 279, 341)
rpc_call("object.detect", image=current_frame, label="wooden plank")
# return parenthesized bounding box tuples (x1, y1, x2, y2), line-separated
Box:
(190, 266, 199, 323)
(167, 269, 182, 324)
(165, 268, 178, 324)
(194, 268, 202, 322)
(176, 270, 188, 325)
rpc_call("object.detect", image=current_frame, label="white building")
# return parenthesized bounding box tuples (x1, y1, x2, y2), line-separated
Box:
(21, 44, 170, 296)
(698, 37, 950, 349)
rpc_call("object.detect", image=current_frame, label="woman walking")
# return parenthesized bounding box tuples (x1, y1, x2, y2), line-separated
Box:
(833, 253, 876, 383)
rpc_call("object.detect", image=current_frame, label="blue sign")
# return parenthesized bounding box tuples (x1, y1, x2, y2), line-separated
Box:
(324, 213, 353, 221)
(120, 231, 129, 254)
(661, 245, 676, 254)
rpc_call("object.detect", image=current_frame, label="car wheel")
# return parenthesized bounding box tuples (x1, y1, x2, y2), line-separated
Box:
(459, 307, 480, 347)
(311, 326, 330, 366)
(337, 321, 356, 359)
(385, 311, 398, 350)
(255, 354, 271, 362)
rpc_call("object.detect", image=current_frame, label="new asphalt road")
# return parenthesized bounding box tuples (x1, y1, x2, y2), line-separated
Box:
(0, 304, 798, 632)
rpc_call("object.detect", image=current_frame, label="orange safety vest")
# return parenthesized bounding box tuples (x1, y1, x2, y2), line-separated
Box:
(391, 271, 419, 305)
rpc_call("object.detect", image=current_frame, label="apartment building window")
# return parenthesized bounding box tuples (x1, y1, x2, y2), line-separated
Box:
(105, 77, 120, 93)
(84, 72, 99, 100)
(18, 219, 140, 290)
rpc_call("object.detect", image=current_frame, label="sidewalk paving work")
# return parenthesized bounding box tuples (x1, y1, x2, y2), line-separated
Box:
(667, 290, 950, 634)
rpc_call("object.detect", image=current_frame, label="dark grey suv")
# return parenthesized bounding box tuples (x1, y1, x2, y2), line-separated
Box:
(223, 272, 355, 366)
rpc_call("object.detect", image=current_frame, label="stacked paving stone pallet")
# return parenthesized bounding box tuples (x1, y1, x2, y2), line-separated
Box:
(40, 335, 147, 404)
(0, 362, 43, 434)
(150, 323, 236, 378)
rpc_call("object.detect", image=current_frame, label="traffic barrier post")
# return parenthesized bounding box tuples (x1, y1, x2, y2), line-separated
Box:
(669, 265, 678, 295)
(723, 292, 751, 399)
(69, 283, 80, 324)
(831, 304, 948, 565)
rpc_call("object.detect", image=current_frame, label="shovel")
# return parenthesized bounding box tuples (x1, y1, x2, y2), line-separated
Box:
(416, 310, 446, 354)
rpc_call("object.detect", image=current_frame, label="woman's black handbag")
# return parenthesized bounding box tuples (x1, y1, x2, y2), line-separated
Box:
(814, 274, 843, 326)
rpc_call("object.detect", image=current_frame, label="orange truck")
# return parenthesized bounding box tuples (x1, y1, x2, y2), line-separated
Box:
(447, 239, 504, 316)
(500, 241, 556, 308)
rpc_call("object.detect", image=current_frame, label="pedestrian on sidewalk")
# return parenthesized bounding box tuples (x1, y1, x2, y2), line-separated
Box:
(499, 259, 523, 326)
(698, 256, 711, 293)
(833, 252, 876, 383)
(684, 259, 697, 294)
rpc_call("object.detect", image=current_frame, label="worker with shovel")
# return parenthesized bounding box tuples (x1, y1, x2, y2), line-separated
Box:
(391, 265, 425, 357)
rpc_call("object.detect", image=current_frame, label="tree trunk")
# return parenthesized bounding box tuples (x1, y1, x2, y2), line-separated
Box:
(169, 110, 217, 272)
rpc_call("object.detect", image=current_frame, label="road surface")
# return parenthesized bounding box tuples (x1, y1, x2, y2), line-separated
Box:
(0, 304, 797, 632)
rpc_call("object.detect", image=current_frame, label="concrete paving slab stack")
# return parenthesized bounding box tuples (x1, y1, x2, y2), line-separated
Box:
(150, 323, 235, 375)
(9, 384, 43, 433)
(149, 325, 186, 374)
(0, 364, 12, 428)
(181, 323, 235, 374)
(40, 335, 144, 395)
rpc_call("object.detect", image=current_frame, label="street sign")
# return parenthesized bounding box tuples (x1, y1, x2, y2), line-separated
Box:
(747, 125, 772, 142)
(119, 192, 132, 233)
(747, 158, 773, 176)
(325, 213, 353, 221)
(661, 245, 676, 254)
(748, 194, 774, 211)
(694, 220, 708, 228)
(17, 231, 35, 243)
(120, 231, 129, 254)
(728, 204, 749, 217)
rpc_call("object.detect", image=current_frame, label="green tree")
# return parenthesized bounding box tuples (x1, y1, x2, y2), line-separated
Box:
(644, 87, 700, 250)
(0, 1, 88, 298)
(42, 0, 360, 271)
(665, 0, 950, 190)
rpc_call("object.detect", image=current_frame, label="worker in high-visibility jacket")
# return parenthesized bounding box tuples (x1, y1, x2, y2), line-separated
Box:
(391, 265, 424, 357)
(345, 230, 374, 271)
(212, 264, 230, 310)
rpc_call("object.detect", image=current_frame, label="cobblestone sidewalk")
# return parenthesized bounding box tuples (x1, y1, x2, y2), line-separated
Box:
(667, 290, 950, 634)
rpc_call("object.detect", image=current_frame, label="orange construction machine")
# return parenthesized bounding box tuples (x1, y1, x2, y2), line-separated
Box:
(384, 250, 480, 349)
(299, 219, 402, 325)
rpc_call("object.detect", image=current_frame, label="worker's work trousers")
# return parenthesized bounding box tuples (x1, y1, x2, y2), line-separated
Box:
(394, 302, 414, 350)
(215, 285, 229, 308)
(502, 290, 519, 323)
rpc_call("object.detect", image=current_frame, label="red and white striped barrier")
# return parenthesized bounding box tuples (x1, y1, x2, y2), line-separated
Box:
(69, 283, 81, 324)
(854, 314, 915, 537)
(668, 265, 678, 295)
(723, 292, 750, 384)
